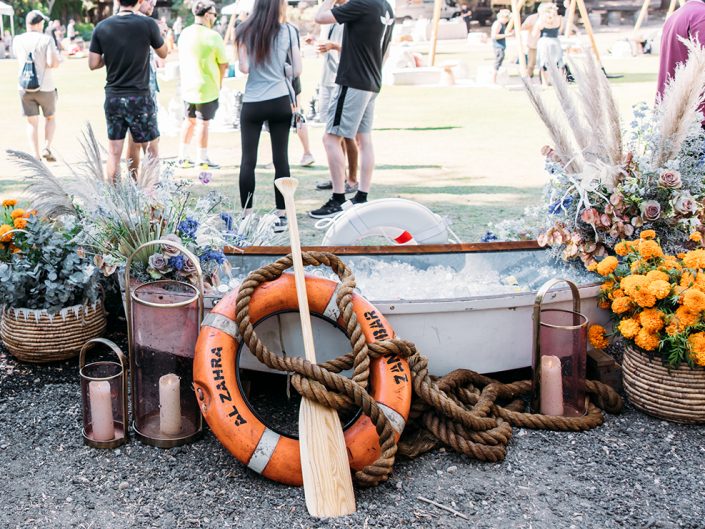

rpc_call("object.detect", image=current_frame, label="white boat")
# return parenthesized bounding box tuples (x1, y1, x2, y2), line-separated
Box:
(214, 242, 608, 376)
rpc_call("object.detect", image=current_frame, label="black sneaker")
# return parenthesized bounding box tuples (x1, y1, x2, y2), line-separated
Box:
(315, 180, 333, 190)
(273, 216, 288, 233)
(309, 198, 343, 218)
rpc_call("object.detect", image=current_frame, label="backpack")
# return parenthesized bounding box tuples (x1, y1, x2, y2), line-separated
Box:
(19, 52, 40, 92)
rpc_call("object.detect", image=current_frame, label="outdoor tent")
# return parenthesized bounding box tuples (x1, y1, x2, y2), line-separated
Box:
(0, 0, 15, 39)
(222, 0, 255, 16)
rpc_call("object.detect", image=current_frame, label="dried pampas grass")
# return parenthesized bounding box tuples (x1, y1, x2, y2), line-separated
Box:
(655, 37, 705, 166)
(521, 77, 583, 173)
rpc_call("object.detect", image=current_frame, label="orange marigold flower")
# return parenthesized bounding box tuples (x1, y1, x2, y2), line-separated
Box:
(683, 249, 705, 269)
(621, 275, 649, 297)
(683, 289, 705, 313)
(612, 288, 625, 299)
(640, 230, 656, 240)
(588, 324, 609, 349)
(691, 232, 703, 243)
(693, 350, 705, 367)
(678, 252, 687, 259)
(646, 270, 669, 283)
(615, 242, 629, 256)
(660, 257, 682, 271)
(9, 244, 20, 254)
(586, 262, 598, 272)
(680, 271, 695, 288)
(634, 328, 660, 351)
(0, 224, 12, 243)
(10, 208, 25, 219)
(632, 290, 657, 308)
(598, 300, 610, 310)
(612, 296, 633, 314)
(618, 318, 640, 339)
(647, 279, 671, 300)
(12, 218, 27, 229)
(665, 321, 680, 336)
(2, 199, 17, 207)
(674, 306, 700, 328)
(639, 308, 665, 333)
(639, 240, 663, 260)
(596, 256, 619, 277)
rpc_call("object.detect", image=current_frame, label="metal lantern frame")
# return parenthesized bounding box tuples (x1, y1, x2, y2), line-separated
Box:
(124, 239, 205, 448)
(79, 338, 129, 449)
(531, 278, 589, 416)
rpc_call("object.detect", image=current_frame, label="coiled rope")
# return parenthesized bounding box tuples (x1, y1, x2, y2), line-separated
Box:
(234, 252, 623, 487)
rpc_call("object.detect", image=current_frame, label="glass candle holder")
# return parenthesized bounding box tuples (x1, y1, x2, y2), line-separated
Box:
(125, 240, 204, 448)
(531, 279, 588, 417)
(80, 338, 128, 449)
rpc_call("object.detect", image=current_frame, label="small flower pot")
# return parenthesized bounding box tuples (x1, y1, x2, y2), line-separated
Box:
(622, 344, 705, 424)
(0, 300, 107, 363)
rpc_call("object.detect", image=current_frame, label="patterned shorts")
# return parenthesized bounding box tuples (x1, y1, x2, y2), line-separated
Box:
(104, 94, 159, 143)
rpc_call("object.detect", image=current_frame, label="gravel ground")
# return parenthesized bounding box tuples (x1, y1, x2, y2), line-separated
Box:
(1, 347, 704, 529)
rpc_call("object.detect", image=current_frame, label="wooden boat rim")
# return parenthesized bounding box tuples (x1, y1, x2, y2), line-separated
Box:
(225, 240, 541, 256)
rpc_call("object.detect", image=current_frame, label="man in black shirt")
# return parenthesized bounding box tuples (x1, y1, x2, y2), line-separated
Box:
(89, 0, 168, 181)
(309, 0, 394, 218)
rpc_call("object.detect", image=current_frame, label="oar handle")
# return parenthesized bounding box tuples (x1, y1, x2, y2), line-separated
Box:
(275, 178, 318, 364)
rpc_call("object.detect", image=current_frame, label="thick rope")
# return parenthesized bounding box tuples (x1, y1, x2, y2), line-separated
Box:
(234, 251, 624, 487)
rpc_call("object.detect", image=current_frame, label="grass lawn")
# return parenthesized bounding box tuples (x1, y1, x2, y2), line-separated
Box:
(0, 24, 661, 244)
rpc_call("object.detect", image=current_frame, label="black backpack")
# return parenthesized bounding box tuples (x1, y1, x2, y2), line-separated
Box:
(20, 52, 40, 92)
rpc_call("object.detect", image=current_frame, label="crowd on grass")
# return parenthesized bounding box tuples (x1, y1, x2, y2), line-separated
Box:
(9, 0, 705, 233)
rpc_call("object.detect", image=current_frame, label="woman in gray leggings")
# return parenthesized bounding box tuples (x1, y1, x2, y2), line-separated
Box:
(236, 0, 302, 232)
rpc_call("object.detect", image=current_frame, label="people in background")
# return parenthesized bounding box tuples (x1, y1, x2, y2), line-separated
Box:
(534, 2, 563, 86)
(236, 0, 301, 232)
(173, 16, 183, 43)
(13, 10, 61, 162)
(460, 2, 473, 32)
(89, 0, 168, 181)
(491, 9, 512, 84)
(312, 0, 358, 195)
(126, 0, 163, 176)
(309, 0, 394, 219)
(177, 0, 228, 169)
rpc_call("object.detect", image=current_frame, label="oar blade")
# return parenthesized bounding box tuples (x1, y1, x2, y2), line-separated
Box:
(299, 398, 356, 517)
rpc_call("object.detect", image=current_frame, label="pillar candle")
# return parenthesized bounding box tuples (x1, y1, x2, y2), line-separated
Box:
(540, 355, 564, 416)
(89, 380, 115, 441)
(159, 373, 182, 436)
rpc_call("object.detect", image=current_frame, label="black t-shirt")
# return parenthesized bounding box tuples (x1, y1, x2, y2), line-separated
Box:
(332, 0, 395, 93)
(89, 13, 164, 96)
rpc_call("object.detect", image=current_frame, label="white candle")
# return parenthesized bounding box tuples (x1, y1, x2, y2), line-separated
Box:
(159, 373, 182, 436)
(540, 355, 564, 416)
(89, 380, 115, 441)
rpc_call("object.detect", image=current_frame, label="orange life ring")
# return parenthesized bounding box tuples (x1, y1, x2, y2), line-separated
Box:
(192, 273, 412, 486)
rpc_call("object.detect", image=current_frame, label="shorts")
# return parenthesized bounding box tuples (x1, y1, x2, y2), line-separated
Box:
(326, 85, 377, 139)
(20, 89, 57, 117)
(184, 99, 219, 121)
(104, 94, 159, 143)
(494, 46, 506, 71)
(318, 85, 336, 123)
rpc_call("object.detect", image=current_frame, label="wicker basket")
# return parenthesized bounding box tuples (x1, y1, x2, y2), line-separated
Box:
(622, 345, 705, 424)
(0, 300, 107, 363)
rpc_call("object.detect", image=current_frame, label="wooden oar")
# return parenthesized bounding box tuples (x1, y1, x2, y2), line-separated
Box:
(274, 177, 356, 518)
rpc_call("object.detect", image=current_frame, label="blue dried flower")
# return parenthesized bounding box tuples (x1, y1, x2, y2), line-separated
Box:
(199, 249, 225, 264)
(548, 195, 573, 215)
(177, 217, 199, 239)
(220, 212, 234, 231)
(168, 255, 185, 271)
(481, 231, 498, 243)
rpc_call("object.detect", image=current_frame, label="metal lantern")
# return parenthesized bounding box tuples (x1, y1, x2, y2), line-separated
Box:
(80, 338, 128, 449)
(125, 240, 204, 448)
(531, 278, 588, 417)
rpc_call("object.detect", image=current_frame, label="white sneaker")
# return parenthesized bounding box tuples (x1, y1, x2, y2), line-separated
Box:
(300, 153, 315, 167)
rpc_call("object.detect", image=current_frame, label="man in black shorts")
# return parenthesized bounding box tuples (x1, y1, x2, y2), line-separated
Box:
(89, 0, 168, 181)
(309, 0, 394, 218)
